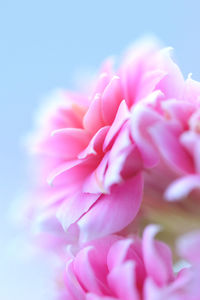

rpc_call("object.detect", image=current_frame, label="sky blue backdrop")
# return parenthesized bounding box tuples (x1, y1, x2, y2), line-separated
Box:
(1, 1, 200, 299)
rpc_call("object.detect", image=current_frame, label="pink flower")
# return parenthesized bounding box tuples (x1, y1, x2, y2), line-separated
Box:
(129, 56, 200, 203)
(60, 225, 200, 300)
(130, 70, 200, 238)
(29, 88, 143, 243)
(28, 39, 185, 243)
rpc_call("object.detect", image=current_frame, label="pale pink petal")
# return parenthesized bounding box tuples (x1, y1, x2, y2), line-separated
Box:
(131, 102, 162, 168)
(107, 238, 145, 289)
(142, 225, 174, 287)
(156, 47, 185, 100)
(83, 152, 110, 194)
(83, 93, 104, 133)
(164, 175, 200, 202)
(77, 174, 143, 242)
(180, 131, 197, 157)
(136, 69, 167, 101)
(101, 76, 123, 125)
(107, 238, 133, 271)
(43, 127, 91, 159)
(107, 261, 140, 300)
(47, 157, 96, 187)
(144, 278, 166, 300)
(177, 230, 200, 263)
(161, 99, 194, 129)
(93, 73, 110, 95)
(79, 126, 109, 159)
(103, 100, 130, 150)
(47, 160, 84, 186)
(181, 131, 200, 173)
(104, 121, 134, 190)
(65, 260, 85, 300)
(73, 246, 108, 295)
(183, 76, 200, 104)
(57, 192, 101, 231)
(149, 122, 194, 173)
(119, 39, 160, 107)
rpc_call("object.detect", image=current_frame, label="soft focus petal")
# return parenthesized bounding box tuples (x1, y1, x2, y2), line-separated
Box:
(177, 230, 200, 263)
(108, 261, 140, 300)
(77, 174, 143, 242)
(142, 225, 174, 286)
(165, 175, 200, 202)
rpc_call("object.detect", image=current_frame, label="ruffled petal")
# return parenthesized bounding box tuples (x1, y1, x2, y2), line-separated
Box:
(77, 174, 143, 242)
(165, 175, 200, 201)
(108, 261, 140, 300)
(101, 76, 123, 125)
(103, 100, 130, 150)
(131, 101, 162, 168)
(142, 225, 174, 287)
(57, 192, 100, 231)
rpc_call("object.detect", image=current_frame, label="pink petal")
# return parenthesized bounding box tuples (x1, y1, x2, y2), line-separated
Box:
(142, 225, 174, 287)
(149, 122, 194, 174)
(93, 73, 110, 95)
(183, 76, 200, 104)
(177, 230, 200, 263)
(104, 121, 134, 190)
(131, 102, 162, 168)
(47, 157, 97, 187)
(65, 260, 85, 300)
(46, 127, 90, 159)
(83, 93, 104, 133)
(77, 173, 143, 242)
(107, 238, 134, 271)
(181, 131, 200, 173)
(101, 76, 123, 125)
(107, 261, 140, 300)
(119, 39, 160, 107)
(74, 246, 107, 295)
(78, 126, 109, 159)
(103, 100, 130, 151)
(161, 99, 194, 129)
(57, 192, 101, 231)
(47, 160, 84, 186)
(136, 69, 167, 101)
(164, 175, 200, 202)
(83, 152, 110, 194)
(156, 47, 185, 100)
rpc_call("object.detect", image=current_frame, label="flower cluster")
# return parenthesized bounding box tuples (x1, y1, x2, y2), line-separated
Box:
(27, 39, 200, 299)
(62, 225, 200, 300)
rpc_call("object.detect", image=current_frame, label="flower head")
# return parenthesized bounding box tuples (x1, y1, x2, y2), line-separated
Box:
(28, 39, 186, 243)
(60, 225, 200, 300)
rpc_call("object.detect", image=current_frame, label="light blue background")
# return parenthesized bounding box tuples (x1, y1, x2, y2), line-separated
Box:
(1, 1, 200, 299)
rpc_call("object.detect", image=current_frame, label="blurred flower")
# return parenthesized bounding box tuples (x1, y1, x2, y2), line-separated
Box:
(59, 225, 200, 300)
(131, 72, 200, 242)
(134, 73, 200, 202)
(28, 39, 186, 243)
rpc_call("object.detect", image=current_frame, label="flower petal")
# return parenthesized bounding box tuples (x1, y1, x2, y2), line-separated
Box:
(77, 174, 143, 242)
(83, 93, 104, 133)
(108, 261, 139, 300)
(149, 122, 194, 174)
(57, 192, 100, 231)
(101, 76, 123, 125)
(131, 102, 162, 168)
(103, 100, 130, 151)
(142, 225, 174, 287)
(79, 126, 109, 159)
(164, 175, 200, 202)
